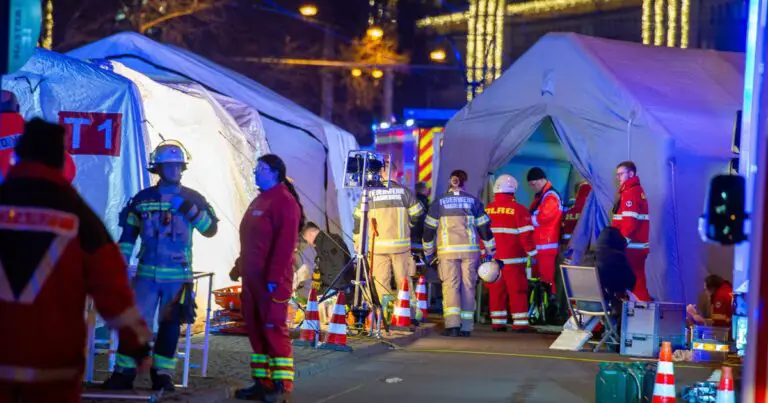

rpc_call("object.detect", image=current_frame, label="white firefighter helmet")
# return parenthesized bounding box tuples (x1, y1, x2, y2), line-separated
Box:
(494, 174, 518, 194)
(478, 260, 502, 283)
(149, 140, 190, 173)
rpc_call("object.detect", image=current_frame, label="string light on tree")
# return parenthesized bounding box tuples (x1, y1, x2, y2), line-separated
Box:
(466, 0, 505, 101)
(42, 0, 54, 50)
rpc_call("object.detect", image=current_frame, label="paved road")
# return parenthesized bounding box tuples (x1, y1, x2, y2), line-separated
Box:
(291, 326, 717, 403)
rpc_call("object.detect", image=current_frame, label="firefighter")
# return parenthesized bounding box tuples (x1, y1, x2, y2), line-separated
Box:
(103, 140, 219, 391)
(423, 169, 496, 337)
(231, 154, 303, 402)
(561, 182, 592, 245)
(526, 167, 563, 294)
(0, 119, 152, 402)
(352, 160, 424, 310)
(611, 160, 652, 301)
(485, 174, 538, 332)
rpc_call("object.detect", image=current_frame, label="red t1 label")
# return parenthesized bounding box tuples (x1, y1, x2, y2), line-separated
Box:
(58, 112, 122, 157)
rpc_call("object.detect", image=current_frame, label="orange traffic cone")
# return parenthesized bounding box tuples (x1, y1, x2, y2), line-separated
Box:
(652, 341, 676, 403)
(715, 366, 735, 403)
(294, 288, 320, 348)
(391, 278, 413, 330)
(320, 291, 352, 352)
(415, 276, 428, 323)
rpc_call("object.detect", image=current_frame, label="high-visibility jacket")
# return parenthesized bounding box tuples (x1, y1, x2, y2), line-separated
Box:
(0, 112, 24, 178)
(528, 182, 563, 255)
(561, 182, 592, 242)
(0, 162, 151, 384)
(485, 194, 537, 265)
(118, 185, 218, 283)
(611, 176, 650, 254)
(353, 180, 424, 255)
(423, 189, 495, 258)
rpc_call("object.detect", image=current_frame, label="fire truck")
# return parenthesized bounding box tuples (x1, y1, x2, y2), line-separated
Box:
(372, 109, 454, 196)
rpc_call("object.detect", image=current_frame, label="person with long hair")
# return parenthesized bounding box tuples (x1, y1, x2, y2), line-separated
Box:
(231, 154, 304, 402)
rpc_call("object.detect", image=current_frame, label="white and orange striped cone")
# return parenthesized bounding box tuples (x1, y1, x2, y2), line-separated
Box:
(652, 341, 676, 403)
(391, 278, 414, 331)
(293, 288, 320, 348)
(320, 291, 353, 352)
(715, 366, 735, 403)
(415, 276, 428, 323)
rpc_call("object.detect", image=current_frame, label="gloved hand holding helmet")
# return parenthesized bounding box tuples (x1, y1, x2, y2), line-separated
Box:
(478, 259, 503, 283)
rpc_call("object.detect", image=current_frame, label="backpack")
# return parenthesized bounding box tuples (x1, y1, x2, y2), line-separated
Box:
(528, 279, 558, 325)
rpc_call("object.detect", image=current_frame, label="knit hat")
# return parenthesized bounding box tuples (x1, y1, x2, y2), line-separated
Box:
(15, 118, 66, 170)
(526, 167, 546, 182)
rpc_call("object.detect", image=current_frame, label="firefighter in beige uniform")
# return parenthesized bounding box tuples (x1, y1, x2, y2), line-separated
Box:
(352, 162, 424, 308)
(423, 170, 496, 337)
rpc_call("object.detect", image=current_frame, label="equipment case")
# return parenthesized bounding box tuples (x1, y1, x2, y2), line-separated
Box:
(620, 301, 686, 358)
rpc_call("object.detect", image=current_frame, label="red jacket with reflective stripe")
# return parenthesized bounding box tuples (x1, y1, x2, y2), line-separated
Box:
(529, 182, 563, 255)
(611, 176, 650, 254)
(561, 182, 592, 242)
(485, 194, 537, 266)
(0, 162, 151, 383)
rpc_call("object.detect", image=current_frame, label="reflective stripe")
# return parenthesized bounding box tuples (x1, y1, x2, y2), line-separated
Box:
(271, 370, 294, 380)
(116, 354, 137, 369)
(119, 242, 135, 256)
(153, 354, 177, 370)
(251, 368, 269, 378)
(536, 243, 559, 250)
(444, 307, 461, 316)
(491, 225, 534, 235)
(476, 214, 490, 227)
(627, 242, 649, 249)
(511, 312, 528, 319)
(492, 319, 507, 325)
(425, 215, 438, 228)
(0, 365, 79, 382)
(251, 354, 269, 364)
(490, 310, 508, 317)
(532, 215, 539, 227)
(612, 215, 622, 221)
(270, 357, 294, 367)
(483, 239, 496, 251)
(408, 203, 424, 216)
(460, 311, 474, 320)
(502, 257, 528, 265)
(394, 306, 411, 317)
(562, 234, 572, 239)
(374, 239, 411, 247)
(622, 211, 649, 220)
(527, 250, 538, 257)
(513, 320, 529, 326)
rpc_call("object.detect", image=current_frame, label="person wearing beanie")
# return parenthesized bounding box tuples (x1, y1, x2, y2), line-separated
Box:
(423, 169, 496, 337)
(103, 140, 219, 392)
(0, 118, 152, 401)
(526, 167, 563, 295)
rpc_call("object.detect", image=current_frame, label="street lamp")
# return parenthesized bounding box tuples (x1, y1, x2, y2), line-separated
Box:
(366, 25, 384, 40)
(351, 68, 363, 77)
(429, 49, 447, 62)
(371, 68, 384, 79)
(299, 4, 318, 17)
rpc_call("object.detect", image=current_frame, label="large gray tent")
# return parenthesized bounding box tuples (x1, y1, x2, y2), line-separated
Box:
(436, 33, 744, 304)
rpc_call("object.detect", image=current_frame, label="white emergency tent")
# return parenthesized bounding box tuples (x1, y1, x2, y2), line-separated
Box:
(104, 61, 264, 289)
(436, 33, 744, 304)
(67, 32, 360, 244)
(1, 49, 148, 237)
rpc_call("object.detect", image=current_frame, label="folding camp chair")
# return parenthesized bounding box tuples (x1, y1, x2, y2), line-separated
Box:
(551, 264, 619, 352)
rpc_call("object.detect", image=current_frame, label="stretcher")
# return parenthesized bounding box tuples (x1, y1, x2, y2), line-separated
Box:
(82, 271, 215, 399)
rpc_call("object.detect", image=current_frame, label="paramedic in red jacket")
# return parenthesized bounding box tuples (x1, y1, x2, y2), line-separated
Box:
(0, 119, 152, 402)
(561, 182, 592, 245)
(485, 174, 538, 331)
(526, 167, 563, 294)
(611, 161, 652, 301)
(231, 154, 303, 402)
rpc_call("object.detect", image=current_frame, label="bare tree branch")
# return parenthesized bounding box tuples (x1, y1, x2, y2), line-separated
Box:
(139, 3, 214, 33)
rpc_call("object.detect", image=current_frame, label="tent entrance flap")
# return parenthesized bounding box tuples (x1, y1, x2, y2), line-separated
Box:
(489, 118, 584, 208)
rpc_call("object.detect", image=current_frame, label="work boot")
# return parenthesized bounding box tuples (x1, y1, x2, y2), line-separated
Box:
(441, 327, 460, 337)
(492, 326, 508, 332)
(460, 331, 471, 337)
(234, 381, 268, 401)
(100, 370, 135, 390)
(150, 369, 175, 392)
(264, 380, 293, 403)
